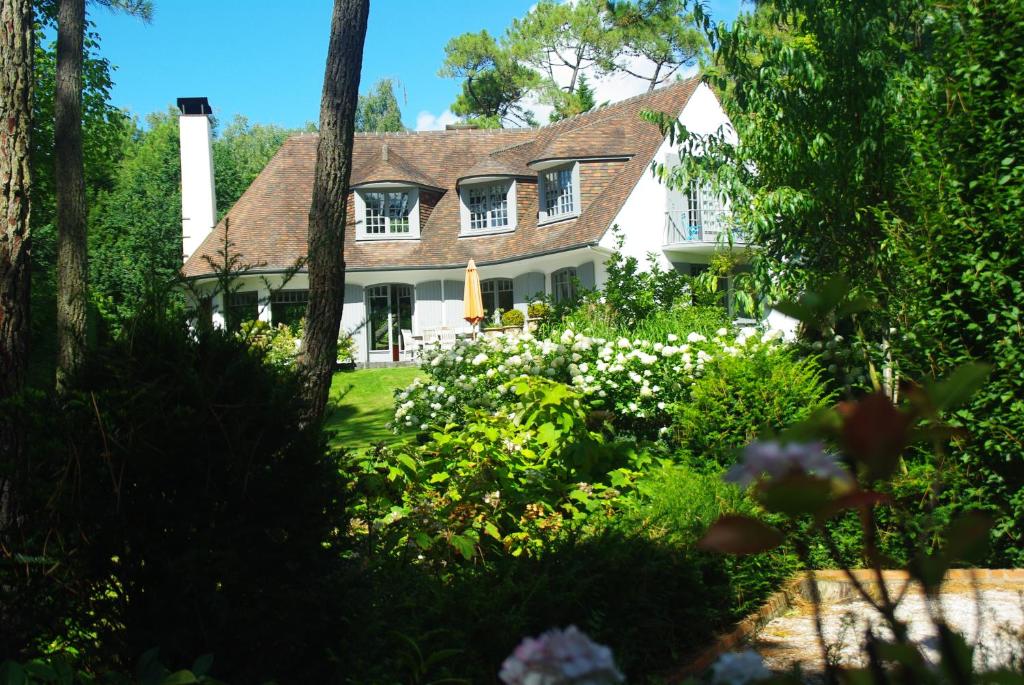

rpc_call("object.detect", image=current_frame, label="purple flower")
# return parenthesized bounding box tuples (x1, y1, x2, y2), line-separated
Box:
(725, 440, 851, 488)
(499, 626, 624, 685)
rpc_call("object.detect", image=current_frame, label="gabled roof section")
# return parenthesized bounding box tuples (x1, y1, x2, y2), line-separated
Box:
(527, 120, 632, 167)
(182, 76, 702, 278)
(457, 155, 533, 184)
(352, 143, 444, 190)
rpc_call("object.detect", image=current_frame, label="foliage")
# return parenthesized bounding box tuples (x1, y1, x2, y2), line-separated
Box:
(882, 0, 1024, 564)
(670, 343, 834, 469)
(549, 74, 597, 122)
(0, 649, 224, 685)
(599, 243, 707, 329)
(527, 301, 551, 319)
(605, 0, 707, 91)
(355, 77, 404, 133)
(336, 329, 355, 362)
(439, 30, 541, 128)
(339, 459, 796, 683)
(665, 0, 1024, 563)
(29, 25, 133, 383)
(699, 359, 1001, 684)
(348, 377, 644, 561)
(5, 318, 347, 683)
(237, 319, 301, 370)
(211, 115, 298, 218)
(89, 111, 184, 326)
(500, 308, 525, 328)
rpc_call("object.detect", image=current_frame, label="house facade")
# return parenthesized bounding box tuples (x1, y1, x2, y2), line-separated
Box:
(180, 77, 762, 366)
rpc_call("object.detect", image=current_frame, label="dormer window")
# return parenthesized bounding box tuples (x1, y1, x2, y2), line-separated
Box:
(459, 179, 518, 236)
(355, 186, 421, 240)
(538, 163, 580, 224)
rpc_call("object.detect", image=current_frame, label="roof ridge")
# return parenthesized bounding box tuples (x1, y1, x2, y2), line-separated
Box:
(289, 75, 702, 145)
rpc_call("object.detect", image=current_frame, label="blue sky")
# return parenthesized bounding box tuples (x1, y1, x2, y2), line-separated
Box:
(84, 0, 745, 132)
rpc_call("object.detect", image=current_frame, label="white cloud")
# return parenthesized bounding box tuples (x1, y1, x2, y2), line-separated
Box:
(415, 109, 460, 131)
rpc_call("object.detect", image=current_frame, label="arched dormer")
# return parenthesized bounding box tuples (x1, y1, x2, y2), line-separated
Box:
(351, 143, 445, 240)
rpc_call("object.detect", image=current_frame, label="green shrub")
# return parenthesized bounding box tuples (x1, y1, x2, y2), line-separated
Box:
(527, 301, 550, 319)
(671, 344, 834, 470)
(237, 318, 301, 369)
(500, 308, 525, 328)
(352, 378, 645, 561)
(10, 318, 346, 682)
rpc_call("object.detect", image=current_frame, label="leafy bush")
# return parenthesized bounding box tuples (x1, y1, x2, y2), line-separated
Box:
(336, 329, 355, 362)
(350, 378, 645, 561)
(393, 327, 785, 439)
(237, 318, 301, 369)
(339, 463, 796, 684)
(527, 301, 550, 319)
(671, 343, 835, 470)
(501, 308, 525, 328)
(9, 318, 346, 683)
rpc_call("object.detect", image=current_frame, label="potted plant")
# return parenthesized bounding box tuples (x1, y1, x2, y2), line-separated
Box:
(526, 301, 550, 332)
(500, 308, 525, 335)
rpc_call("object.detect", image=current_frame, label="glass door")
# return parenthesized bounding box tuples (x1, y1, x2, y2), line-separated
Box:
(367, 285, 415, 361)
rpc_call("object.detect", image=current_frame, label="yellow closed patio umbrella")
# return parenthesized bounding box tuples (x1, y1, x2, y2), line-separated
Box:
(463, 259, 485, 334)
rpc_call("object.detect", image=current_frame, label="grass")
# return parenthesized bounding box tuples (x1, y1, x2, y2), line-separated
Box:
(324, 366, 424, 450)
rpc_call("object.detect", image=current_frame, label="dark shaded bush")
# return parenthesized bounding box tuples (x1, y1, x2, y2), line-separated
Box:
(5, 318, 347, 683)
(338, 464, 796, 684)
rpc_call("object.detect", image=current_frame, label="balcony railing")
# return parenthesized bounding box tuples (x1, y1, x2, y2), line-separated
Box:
(664, 209, 747, 246)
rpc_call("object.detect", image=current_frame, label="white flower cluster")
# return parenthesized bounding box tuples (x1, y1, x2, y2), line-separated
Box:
(499, 625, 624, 685)
(392, 327, 785, 432)
(724, 440, 851, 488)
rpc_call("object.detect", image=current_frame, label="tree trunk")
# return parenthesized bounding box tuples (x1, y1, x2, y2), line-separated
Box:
(0, 0, 33, 537)
(55, 0, 87, 391)
(299, 0, 369, 424)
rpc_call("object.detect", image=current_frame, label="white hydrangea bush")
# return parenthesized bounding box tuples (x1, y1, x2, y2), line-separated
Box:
(392, 327, 786, 433)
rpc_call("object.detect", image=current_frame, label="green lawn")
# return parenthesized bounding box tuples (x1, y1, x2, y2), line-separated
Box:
(324, 366, 424, 450)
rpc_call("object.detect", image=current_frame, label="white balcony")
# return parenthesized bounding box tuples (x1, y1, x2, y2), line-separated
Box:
(663, 208, 749, 256)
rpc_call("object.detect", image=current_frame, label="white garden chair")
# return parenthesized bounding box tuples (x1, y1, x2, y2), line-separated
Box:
(437, 329, 458, 349)
(401, 329, 422, 360)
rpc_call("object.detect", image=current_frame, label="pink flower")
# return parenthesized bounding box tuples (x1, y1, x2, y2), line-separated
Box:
(499, 626, 624, 685)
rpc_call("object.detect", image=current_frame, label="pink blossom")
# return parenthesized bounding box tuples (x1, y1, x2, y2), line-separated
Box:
(499, 626, 624, 685)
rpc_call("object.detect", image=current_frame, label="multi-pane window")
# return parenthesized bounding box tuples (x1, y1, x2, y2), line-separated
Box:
(541, 166, 576, 219)
(467, 183, 510, 230)
(481, 278, 513, 318)
(363, 191, 411, 235)
(551, 268, 578, 304)
(225, 290, 258, 332)
(270, 289, 308, 331)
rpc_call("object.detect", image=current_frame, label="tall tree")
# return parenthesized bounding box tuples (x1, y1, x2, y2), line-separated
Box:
(0, 0, 33, 536)
(299, 0, 369, 423)
(440, 30, 540, 128)
(606, 0, 707, 92)
(54, 0, 150, 390)
(355, 77, 404, 132)
(506, 0, 611, 95)
(54, 0, 87, 390)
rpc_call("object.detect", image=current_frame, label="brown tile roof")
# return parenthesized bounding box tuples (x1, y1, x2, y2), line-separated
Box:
(182, 76, 700, 278)
(351, 144, 444, 190)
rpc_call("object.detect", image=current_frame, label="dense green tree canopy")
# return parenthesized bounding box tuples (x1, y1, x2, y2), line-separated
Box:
(355, 77, 404, 132)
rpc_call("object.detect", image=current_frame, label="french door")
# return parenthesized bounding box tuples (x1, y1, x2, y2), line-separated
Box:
(367, 284, 414, 361)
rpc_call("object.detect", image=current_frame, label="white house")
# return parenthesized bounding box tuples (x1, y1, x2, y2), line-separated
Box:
(180, 77, 771, 366)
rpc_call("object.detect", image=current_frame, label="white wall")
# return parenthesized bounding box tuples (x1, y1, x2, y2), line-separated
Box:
(600, 82, 735, 271)
(180, 114, 217, 262)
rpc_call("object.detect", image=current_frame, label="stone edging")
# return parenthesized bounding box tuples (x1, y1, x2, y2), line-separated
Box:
(663, 569, 1024, 682)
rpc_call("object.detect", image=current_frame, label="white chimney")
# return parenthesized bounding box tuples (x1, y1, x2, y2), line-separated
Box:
(177, 97, 217, 263)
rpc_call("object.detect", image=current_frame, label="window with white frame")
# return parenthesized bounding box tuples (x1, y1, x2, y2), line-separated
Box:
(481, 278, 513, 318)
(459, 180, 517, 235)
(551, 267, 578, 303)
(539, 164, 579, 223)
(356, 187, 420, 239)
